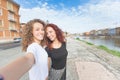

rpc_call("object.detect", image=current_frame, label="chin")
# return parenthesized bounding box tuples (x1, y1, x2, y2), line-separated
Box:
(51, 39, 55, 42)
(38, 38, 44, 40)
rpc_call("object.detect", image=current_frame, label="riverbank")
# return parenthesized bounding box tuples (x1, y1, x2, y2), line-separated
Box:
(76, 37, 120, 72)
(77, 38, 120, 57)
(79, 36, 120, 52)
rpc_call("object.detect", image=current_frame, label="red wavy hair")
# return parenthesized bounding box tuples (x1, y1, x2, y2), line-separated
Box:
(45, 23, 65, 49)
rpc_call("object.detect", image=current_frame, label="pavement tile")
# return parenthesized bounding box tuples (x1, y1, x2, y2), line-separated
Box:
(75, 62, 117, 80)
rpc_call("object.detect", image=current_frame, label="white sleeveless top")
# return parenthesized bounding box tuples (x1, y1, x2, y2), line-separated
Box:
(27, 43, 48, 80)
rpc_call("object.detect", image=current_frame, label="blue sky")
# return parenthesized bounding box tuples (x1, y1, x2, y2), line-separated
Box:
(14, 0, 120, 33)
(14, 0, 90, 9)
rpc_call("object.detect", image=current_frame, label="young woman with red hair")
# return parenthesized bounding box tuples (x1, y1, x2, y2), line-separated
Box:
(45, 23, 68, 80)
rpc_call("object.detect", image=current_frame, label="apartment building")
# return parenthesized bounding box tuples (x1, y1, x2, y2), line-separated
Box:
(0, 0, 20, 40)
(20, 23, 26, 37)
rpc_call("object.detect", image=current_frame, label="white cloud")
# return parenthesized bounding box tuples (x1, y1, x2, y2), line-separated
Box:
(19, 0, 120, 33)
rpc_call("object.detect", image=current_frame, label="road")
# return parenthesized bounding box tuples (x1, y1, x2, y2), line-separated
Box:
(0, 42, 21, 50)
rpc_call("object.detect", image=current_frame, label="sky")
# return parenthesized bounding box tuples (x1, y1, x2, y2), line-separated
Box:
(14, 0, 120, 33)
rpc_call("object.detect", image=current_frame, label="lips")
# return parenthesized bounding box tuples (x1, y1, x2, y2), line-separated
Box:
(37, 34, 44, 39)
(49, 36, 54, 41)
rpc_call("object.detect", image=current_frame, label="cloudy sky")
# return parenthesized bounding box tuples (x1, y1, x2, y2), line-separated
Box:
(14, 0, 120, 33)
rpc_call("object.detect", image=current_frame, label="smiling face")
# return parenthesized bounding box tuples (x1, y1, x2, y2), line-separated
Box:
(46, 26, 57, 41)
(32, 22, 44, 44)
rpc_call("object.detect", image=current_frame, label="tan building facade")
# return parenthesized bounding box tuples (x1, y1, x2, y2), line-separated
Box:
(0, 0, 20, 40)
(116, 27, 120, 36)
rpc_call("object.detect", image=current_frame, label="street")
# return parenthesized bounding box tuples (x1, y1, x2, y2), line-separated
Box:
(0, 42, 21, 51)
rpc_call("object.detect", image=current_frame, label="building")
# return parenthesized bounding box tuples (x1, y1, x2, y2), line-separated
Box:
(20, 23, 26, 37)
(90, 30, 96, 36)
(108, 28, 116, 36)
(0, 0, 20, 40)
(116, 27, 120, 36)
(102, 28, 109, 36)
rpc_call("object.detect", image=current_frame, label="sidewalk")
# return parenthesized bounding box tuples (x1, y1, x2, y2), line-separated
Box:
(76, 62, 117, 80)
(0, 39, 14, 44)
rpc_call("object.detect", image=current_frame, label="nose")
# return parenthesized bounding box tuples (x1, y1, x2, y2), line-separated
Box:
(47, 33, 50, 37)
(40, 30, 44, 34)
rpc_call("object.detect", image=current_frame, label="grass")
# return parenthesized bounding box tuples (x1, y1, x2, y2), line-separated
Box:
(98, 45, 120, 57)
(76, 37, 120, 57)
(76, 38, 94, 45)
(86, 42, 94, 45)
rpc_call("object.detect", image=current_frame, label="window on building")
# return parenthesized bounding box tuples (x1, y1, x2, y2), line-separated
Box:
(8, 12, 14, 20)
(7, 1, 13, 11)
(0, 20, 2, 27)
(9, 22, 15, 28)
(0, 9, 1, 15)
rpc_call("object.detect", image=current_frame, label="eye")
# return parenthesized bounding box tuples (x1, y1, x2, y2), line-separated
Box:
(36, 28, 39, 31)
(49, 31, 52, 33)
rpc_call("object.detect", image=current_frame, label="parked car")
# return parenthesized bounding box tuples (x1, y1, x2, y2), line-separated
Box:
(13, 38, 22, 43)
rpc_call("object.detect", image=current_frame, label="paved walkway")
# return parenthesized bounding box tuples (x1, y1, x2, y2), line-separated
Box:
(76, 62, 117, 80)
(66, 37, 120, 80)
(0, 37, 120, 80)
(0, 39, 13, 44)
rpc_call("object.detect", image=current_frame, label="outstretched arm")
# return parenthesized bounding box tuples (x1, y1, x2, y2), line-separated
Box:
(0, 53, 35, 80)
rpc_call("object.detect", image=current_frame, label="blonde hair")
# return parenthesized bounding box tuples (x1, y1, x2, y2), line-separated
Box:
(22, 19, 45, 51)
